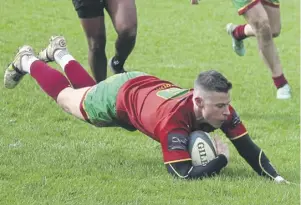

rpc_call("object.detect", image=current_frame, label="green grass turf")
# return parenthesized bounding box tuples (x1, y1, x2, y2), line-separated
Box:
(0, 0, 299, 204)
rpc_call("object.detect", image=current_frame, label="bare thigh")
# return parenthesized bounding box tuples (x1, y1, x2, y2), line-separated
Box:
(57, 87, 91, 120)
(263, 4, 281, 37)
(80, 17, 106, 47)
(243, 3, 269, 31)
(106, 0, 137, 34)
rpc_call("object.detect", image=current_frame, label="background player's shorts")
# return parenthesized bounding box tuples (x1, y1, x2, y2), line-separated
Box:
(72, 0, 106, 18)
(81, 72, 147, 126)
(233, 0, 280, 15)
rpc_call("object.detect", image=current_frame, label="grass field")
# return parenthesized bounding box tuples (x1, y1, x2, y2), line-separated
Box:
(0, 0, 300, 204)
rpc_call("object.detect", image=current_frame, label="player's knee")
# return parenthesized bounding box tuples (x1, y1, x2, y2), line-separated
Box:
(272, 27, 281, 38)
(117, 24, 137, 40)
(60, 104, 72, 114)
(272, 31, 280, 38)
(87, 34, 106, 52)
(57, 97, 72, 114)
(255, 19, 270, 32)
(255, 20, 273, 41)
(56, 89, 74, 115)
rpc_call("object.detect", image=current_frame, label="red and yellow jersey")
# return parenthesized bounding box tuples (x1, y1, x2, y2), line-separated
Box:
(116, 75, 247, 164)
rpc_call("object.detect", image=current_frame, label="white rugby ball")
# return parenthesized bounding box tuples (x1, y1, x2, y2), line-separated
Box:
(188, 131, 217, 166)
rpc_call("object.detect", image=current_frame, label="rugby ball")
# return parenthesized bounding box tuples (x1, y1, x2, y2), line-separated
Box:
(188, 131, 217, 166)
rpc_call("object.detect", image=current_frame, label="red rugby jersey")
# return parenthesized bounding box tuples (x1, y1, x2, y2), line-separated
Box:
(116, 75, 247, 164)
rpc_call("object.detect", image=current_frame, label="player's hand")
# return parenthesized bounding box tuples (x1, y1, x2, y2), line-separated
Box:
(274, 176, 290, 184)
(191, 0, 199, 5)
(214, 137, 230, 162)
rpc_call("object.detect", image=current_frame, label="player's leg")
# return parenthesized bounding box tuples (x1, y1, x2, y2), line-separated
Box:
(261, 0, 290, 99)
(227, 0, 290, 99)
(56, 87, 91, 120)
(106, 0, 137, 73)
(226, 0, 260, 56)
(38, 36, 96, 89)
(57, 73, 146, 125)
(243, 3, 290, 99)
(72, 0, 107, 82)
(4, 46, 89, 120)
(227, 0, 281, 46)
(262, 0, 281, 38)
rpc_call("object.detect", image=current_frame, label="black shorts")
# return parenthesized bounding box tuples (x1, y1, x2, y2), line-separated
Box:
(72, 0, 106, 18)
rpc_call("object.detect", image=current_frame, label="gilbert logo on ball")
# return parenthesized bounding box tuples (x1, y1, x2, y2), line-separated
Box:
(188, 131, 217, 166)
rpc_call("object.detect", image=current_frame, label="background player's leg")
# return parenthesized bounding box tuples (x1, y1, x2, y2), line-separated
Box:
(232, 24, 254, 40)
(39, 36, 96, 89)
(106, 0, 137, 73)
(243, 3, 290, 99)
(227, 0, 290, 99)
(244, 4, 280, 76)
(72, 0, 107, 82)
(262, 2, 281, 38)
(230, 1, 281, 41)
(80, 17, 107, 82)
(226, 0, 261, 56)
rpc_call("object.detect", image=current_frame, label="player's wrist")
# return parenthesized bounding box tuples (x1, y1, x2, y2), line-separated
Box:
(218, 154, 229, 164)
(274, 176, 289, 184)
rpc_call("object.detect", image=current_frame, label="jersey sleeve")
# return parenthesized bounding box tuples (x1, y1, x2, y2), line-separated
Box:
(220, 105, 248, 140)
(154, 114, 192, 164)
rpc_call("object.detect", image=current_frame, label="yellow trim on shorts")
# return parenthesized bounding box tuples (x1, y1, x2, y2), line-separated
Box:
(238, 0, 260, 14)
(164, 158, 191, 164)
(80, 87, 94, 121)
(230, 132, 248, 140)
(261, 0, 279, 7)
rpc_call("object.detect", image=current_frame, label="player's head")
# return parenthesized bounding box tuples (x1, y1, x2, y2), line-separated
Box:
(193, 70, 232, 128)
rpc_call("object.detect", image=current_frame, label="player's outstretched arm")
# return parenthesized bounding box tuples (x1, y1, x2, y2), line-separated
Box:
(165, 155, 228, 179)
(231, 134, 288, 183)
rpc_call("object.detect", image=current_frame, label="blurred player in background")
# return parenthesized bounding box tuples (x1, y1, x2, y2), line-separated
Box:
(191, 0, 291, 99)
(226, 0, 291, 99)
(69, 0, 137, 82)
(4, 36, 289, 183)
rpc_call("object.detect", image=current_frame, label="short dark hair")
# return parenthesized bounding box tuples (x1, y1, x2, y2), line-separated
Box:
(194, 70, 232, 93)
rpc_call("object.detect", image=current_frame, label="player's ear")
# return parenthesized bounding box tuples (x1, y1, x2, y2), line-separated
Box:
(195, 96, 204, 108)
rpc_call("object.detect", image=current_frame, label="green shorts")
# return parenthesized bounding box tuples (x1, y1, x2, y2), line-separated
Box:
(81, 71, 147, 126)
(233, 0, 280, 15)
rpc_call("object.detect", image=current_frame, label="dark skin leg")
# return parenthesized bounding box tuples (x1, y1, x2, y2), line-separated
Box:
(80, 17, 107, 82)
(106, 0, 137, 70)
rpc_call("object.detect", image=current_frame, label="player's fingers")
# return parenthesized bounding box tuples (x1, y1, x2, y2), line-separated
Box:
(213, 137, 220, 149)
(213, 136, 222, 145)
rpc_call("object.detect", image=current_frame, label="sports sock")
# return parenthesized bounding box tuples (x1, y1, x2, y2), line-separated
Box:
(114, 32, 136, 70)
(54, 49, 74, 68)
(233, 24, 247, 41)
(21, 56, 39, 74)
(54, 50, 96, 88)
(30, 61, 71, 101)
(272, 74, 288, 89)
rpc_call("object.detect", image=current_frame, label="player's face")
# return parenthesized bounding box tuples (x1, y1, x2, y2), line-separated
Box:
(197, 91, 231, 128)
